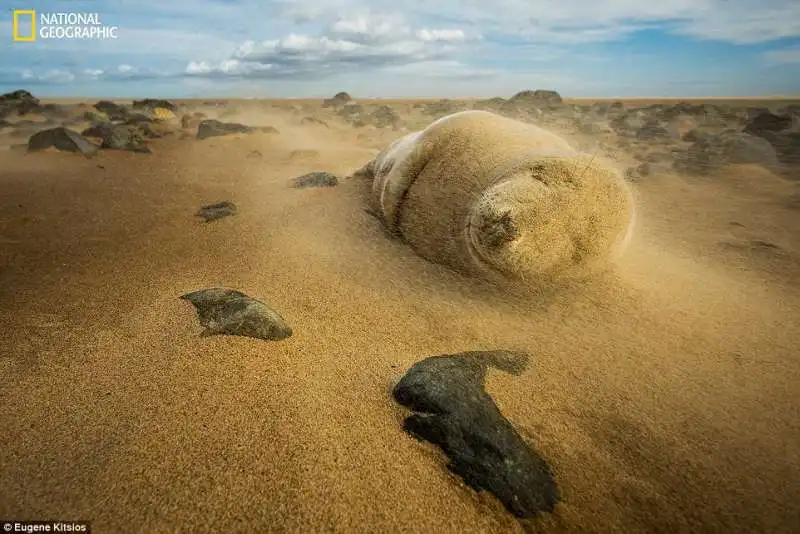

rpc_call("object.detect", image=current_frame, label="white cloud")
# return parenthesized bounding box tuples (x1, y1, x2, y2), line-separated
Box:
(416, 29, 467, 42)
(184, 13, 474, 79)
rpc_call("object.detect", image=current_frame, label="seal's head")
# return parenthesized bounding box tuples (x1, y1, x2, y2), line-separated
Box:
(465, 155, 634, 285)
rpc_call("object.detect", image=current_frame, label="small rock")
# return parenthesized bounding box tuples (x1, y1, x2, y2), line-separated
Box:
(180, 288, 292, 341)
(196, 201, 237, 222)
(196, 119, 255, 140)
(393, 350, 559, 518)
(293, 172, 339, 188)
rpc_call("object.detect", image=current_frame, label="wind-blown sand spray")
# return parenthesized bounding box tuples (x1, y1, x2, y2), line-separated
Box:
(0, 99, 798, 534)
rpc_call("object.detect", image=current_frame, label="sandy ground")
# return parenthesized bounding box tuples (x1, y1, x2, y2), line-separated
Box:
(1, 101, 799, 533)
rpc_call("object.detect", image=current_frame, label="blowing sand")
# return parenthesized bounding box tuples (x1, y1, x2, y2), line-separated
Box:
(1, 102, 799, 533)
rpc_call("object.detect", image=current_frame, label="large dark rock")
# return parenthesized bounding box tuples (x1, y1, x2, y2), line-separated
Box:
(392, 350, 559, 518)
(322, 91, 352, 108)
(196, 119, 255, 140)
(27, 127, 98, 157)
(0, 89, 40, 116)
(744, 112, 792, 137)
(93, 100, 130, 121)
(510, 89, 563, 106)
(180, 288, 292, 341)
(760, 131, 800, 167)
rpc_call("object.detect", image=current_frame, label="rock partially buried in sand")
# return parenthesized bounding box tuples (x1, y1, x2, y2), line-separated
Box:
(360, 110, 635, 286)
(393, 350, 559, 518)
(196, 119, 255, 140)
(181, 288, 292, 341)
(293, 172, 339, 188)
(196, 201, 237, 222)
(27, 127, 99, 157)
(100, 124, 152, 153)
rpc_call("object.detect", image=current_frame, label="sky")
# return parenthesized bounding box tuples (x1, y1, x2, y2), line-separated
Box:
(1, 0, 799, 98)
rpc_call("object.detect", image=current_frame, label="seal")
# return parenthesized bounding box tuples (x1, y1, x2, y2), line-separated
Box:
(360, 110, 635, 285)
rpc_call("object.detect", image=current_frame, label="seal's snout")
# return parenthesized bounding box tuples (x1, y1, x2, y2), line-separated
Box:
(480, 209, 520, 249)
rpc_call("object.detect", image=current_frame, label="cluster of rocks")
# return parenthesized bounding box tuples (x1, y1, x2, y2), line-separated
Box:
(336, 103, 405, 130)
(0, 89, 291, 155)
(415, 89, 799, 179)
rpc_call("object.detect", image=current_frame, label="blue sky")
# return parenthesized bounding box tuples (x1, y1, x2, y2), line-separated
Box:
(1, 0, 799, 98)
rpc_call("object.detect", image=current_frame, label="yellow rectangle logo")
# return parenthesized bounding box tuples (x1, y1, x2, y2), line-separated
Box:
(12, 9, 37, 42)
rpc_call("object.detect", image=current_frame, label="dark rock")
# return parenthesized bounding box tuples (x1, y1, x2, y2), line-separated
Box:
(472, 97, 507, 112)
(27, 127, 99, 157)
(100, 124, 150, 152)
(760, 131, 800, 167)
(338, 104, 363, 121)
(82, 123, 115, 138)
(293, 171, 339, 188)
(132, 98, 178, 112)
(392, 350, 559, 518)
(675, 131, 779, 174)
(196, 119, 255, 140)
(0, 89, 40, 116)
(682, 129, 707, 143)
(369, 105, 403, 129)
(510, 89, 563, 106)
(180, 288, 292, 341)
(259, 126, 280, 134)
(93, 100, 129, 121)
(744, 112, 792, 137)
(196, 201, 237, 222)
(322, 91, 352, 108)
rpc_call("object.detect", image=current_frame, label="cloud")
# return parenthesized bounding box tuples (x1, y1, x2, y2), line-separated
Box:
(3, 0, 800, 96)
(183, 13, 475, 79)
(0, 64, 168, 85)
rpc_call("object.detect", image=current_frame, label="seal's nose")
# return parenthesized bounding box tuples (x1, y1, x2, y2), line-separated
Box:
(479, 209, 519, 249)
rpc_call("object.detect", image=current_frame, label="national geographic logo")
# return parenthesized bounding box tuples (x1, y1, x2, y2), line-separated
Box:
(12, 10, 119, 41)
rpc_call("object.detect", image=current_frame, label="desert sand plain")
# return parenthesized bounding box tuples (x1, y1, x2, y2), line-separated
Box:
(1, 90, 799, 533)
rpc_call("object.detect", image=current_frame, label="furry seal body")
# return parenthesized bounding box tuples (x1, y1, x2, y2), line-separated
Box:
(365, 110, 635, 285)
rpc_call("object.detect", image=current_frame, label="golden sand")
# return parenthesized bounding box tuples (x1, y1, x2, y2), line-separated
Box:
(0, 101, 798, 533)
